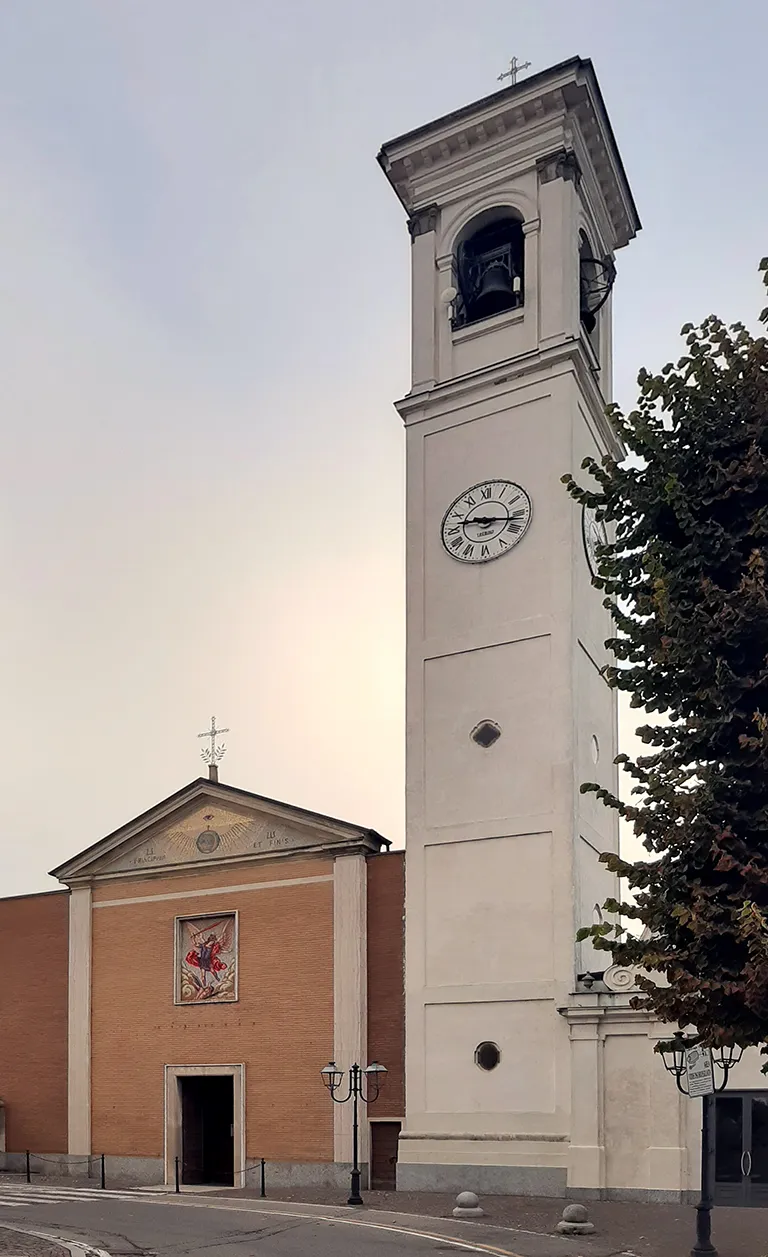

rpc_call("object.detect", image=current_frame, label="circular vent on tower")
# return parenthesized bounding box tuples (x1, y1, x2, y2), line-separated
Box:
(475, 1042, 501, 1071)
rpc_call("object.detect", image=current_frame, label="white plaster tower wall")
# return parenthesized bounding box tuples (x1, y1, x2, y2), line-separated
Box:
(379, 58, 640, 1193)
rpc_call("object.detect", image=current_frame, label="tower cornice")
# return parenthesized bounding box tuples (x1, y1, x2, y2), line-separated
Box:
(378, 57, 640, 252)
(394, 337, 625, 461)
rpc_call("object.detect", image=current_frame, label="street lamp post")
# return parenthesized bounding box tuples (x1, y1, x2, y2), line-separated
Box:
(321, 1061, 387, 1205)
(658, 1033, 743, 1257)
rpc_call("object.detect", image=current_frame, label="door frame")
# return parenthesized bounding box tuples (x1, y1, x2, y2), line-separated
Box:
(369, 1117, 402, 1190)
(713, 1089, 768, 1208)
(164, 1064, 245, 1187)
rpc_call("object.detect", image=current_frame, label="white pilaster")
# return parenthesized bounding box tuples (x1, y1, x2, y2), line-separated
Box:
(538, 173, 578, 346)
(435, 250, 454, 382)
(68, 887, 92, 1155)
(647, 1023, 687, 1192)
(333, 854, 368, 1164)
(566, 1009, 605, 1190)
(409, 209, 438, 390)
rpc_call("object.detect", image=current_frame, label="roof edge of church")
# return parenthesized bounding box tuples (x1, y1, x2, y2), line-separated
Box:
(49, 777, 390, 881)
(0, 887, 69, 905)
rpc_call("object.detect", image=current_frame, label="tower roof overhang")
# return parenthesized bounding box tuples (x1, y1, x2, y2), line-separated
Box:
(378, 57, 640, 251)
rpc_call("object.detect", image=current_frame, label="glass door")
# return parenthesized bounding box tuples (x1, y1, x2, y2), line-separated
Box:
(714, 1093, 768, 1207)
(749, 1095, 768, 1207)
(714, 1095, 746, 1205)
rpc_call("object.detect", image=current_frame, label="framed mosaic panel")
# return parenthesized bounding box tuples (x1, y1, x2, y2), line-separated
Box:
(174, 911, 238, 1004)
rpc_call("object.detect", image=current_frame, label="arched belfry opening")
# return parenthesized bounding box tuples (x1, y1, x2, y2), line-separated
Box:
(579, 229, 615, 339)
(453, 210, 524, 329)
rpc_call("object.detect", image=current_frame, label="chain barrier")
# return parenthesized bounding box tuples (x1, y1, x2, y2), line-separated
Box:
(0, 1151, 107, 1188)
(172, 1156, 266, 1196)
(5, 1151, 265, 1196)
(24, 1154, 92, 1163)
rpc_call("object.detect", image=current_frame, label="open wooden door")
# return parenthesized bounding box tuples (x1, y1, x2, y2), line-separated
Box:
(370, 1121, 400, 1190)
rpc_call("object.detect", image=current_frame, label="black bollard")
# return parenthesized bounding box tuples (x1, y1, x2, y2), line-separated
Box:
(260, 1158, 266, 1199)
(25, 1151, 30, 1184)
(101, 1153, 106, 1190)
(175, 1155, 180, 1193)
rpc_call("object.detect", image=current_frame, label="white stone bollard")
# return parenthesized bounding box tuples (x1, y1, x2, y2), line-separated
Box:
(556, 1203, 595, 1235)
(452, 1190, 485, 1218)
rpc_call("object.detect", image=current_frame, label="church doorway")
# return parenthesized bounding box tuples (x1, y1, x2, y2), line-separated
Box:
(164, 1064, 245, 1189)
(180, 1075, 234, 1186)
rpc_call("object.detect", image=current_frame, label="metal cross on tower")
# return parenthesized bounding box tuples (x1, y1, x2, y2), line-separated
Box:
(198, 716, 229, 781)
(498, 56, 531, 86)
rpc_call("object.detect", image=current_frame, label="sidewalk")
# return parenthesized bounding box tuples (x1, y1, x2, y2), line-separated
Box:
(0, 1226, 66, 1257)
(226, 1186, 768, 1257)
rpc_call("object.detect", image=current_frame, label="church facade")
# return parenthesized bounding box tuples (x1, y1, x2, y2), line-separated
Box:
(0, 776, 404, 1189)
(2, 56, 767, 1207)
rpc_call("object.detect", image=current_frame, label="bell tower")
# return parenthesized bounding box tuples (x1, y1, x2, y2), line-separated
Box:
(378, 58, 640, 1193)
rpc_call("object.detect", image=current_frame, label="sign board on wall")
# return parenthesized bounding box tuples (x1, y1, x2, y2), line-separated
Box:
(685, 1045, 715, 1097)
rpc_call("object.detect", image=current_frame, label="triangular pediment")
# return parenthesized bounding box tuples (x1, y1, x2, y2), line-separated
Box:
(52, 778, 387, 885)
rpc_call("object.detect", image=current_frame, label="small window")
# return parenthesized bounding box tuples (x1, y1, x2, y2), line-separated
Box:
(454, 212, 524, 328)
(474, 1041, 501, 1071)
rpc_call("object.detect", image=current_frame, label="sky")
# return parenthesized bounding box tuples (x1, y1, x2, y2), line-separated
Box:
(2, 1, 767, 897)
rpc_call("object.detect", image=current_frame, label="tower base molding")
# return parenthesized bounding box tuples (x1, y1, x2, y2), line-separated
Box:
(396, 1133, 568, 1195)
(396, 1160, 566, 1196)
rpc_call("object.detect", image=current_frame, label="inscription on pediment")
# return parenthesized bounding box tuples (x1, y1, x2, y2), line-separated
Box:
(107, 804, 320, 874)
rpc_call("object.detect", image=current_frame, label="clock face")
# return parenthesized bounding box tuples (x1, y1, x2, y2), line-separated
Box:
(441, 480, 532, 564)
(582, 504, 608, 578)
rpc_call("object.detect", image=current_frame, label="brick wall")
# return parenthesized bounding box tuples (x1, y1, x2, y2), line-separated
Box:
(0, 891, 68, 1153)
(367, 851, 405, 1118)
(91, 857, 335, 1161)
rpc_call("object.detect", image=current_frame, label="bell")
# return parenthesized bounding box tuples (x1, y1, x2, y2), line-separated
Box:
(471, 262, 515, 319)
(581, 306, 597, 334)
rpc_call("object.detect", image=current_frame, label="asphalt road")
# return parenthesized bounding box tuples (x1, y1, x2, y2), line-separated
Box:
(0, 1188, 614, 1257)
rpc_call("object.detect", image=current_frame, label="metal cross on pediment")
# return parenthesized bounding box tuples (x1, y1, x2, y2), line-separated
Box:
(198, 716, 229, 766)
(498, 56, 531, 86)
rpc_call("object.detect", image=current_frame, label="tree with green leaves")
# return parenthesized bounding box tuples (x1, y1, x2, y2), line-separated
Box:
(564, 259, 768, 1059)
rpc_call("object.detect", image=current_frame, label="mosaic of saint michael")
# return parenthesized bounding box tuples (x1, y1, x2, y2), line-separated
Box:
(176, 913, 237, 1004)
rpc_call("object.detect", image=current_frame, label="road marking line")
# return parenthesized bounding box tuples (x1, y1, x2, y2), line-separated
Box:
(127, 1200, 525, 1255)
(0, 1193, 143, 1203)
(2, 1193, 526, 1254)
(0, 1189, 138, 1196)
